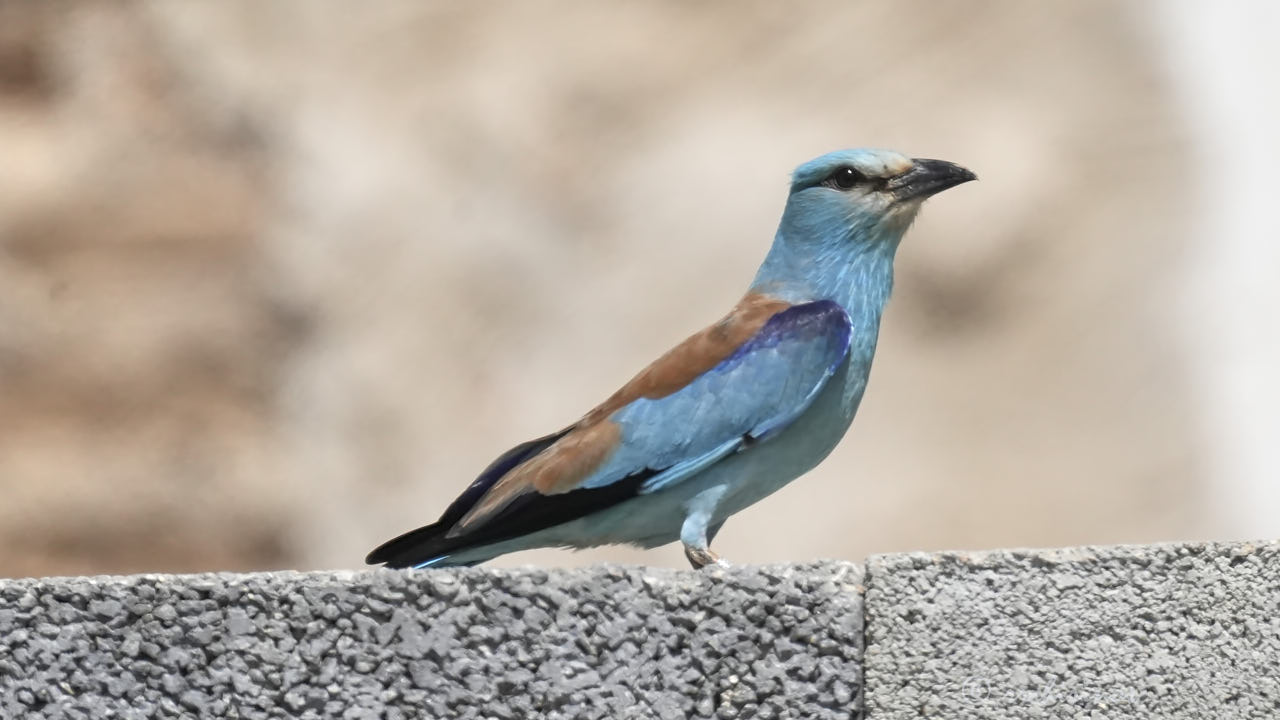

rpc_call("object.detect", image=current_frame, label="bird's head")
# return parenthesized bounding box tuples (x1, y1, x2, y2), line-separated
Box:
(781, 149, 976, 246)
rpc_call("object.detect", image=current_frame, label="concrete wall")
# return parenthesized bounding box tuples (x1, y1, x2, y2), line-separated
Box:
(2, 541, 1276, 719)
(863, 542, 1279, 719)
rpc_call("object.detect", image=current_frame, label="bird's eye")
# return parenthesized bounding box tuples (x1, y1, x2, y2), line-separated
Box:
(824, 166, 864, 191)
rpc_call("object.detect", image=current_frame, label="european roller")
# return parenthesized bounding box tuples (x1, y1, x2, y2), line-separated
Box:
(368, 149, 974, 570)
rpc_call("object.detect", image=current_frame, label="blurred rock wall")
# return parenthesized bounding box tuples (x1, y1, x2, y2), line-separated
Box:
(0, 3, 294, 575)
(0, 2, 1213, 576)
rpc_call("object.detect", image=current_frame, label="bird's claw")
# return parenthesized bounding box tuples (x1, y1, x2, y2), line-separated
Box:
(684, 545, 729, 570)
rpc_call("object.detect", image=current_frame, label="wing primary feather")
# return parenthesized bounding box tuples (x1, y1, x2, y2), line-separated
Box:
(436, 428, 571, 529)
(366, 429, 570, 567)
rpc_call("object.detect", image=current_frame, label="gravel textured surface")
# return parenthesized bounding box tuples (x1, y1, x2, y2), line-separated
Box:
(0, 562, 865, 720)
(7, 542, 1279, 720)
(863, 541, 1280, 719)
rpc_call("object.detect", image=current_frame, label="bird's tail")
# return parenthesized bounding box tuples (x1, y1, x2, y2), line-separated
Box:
(364, 523, 485, 569)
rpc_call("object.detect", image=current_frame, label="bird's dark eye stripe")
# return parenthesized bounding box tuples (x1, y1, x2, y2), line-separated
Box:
(823, 166, 864, 191)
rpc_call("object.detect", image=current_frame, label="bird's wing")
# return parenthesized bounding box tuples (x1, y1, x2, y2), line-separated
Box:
(599, 299, 853, 495)
(365, 295, 851, 567)
(456, 297, 851, 526)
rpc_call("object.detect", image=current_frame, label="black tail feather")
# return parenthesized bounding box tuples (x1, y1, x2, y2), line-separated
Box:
(365, 522, 457, 568)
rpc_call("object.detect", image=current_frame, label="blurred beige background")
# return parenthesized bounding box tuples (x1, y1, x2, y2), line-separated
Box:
(1, 2, 1277, 578)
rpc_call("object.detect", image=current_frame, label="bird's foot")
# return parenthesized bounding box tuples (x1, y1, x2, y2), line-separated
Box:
(684, 545, 730, 570)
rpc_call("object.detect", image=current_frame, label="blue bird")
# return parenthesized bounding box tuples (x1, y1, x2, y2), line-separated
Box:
(367, 149, 974, 569)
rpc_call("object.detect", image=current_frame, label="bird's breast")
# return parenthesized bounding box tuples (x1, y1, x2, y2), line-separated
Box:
(716, 352, 871, 515)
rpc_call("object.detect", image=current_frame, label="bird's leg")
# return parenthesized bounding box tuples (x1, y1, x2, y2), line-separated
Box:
(681, 487, 730, 570)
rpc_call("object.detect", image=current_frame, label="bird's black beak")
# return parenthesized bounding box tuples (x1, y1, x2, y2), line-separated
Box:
(886, 158, 976, 202)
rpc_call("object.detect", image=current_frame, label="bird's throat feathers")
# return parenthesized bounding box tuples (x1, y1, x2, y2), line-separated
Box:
(750, 199, 913, 328)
